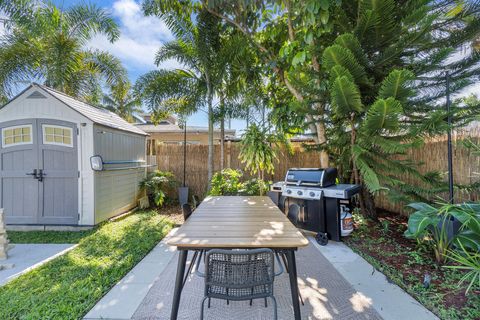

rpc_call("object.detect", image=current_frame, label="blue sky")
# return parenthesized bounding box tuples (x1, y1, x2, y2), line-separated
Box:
(11, 0, 480, 131)
(52, 0, 247, 131)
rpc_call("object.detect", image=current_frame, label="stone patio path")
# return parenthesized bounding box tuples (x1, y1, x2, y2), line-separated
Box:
(85, 229, 439, 320)
(0, 244, 76, 286)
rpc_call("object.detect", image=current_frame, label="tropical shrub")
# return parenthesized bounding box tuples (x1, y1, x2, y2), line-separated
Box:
(444, 203, 480, 295)
(242, 178, 269, 196)
(139, 170, 177, 207)
(405, 202, 480, 264)
(209, 169, 270, 196)
(239, 124, 286, 180)
(445, 242, 480, 295)
(209, 169, 244, 196)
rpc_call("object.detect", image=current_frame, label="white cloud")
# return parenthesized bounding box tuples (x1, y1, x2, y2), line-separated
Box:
(87, 0, 182, 75)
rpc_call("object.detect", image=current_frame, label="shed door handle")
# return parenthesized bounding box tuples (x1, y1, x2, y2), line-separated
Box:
(26, 169, 38, 179)
(37, 169, 46, 182)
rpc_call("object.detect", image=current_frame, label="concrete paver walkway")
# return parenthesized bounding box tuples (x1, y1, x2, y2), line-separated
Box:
(0, 244, 75, 286)
(85, 229, 438, 320)
(84, 230, 178, 320)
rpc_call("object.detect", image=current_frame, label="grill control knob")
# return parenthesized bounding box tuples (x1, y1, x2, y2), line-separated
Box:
(309, 191, 315, 197)
(297, 190, 303, 196)
(286, 189, 292, 194)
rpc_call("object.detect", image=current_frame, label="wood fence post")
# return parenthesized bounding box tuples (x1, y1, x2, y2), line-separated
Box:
(227, 140, 232, 168)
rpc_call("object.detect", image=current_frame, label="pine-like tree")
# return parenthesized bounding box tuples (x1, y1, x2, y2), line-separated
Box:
(323, 1, 480, 217)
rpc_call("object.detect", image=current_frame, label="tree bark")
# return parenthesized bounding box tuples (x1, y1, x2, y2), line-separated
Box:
(220, 99, 225, 171)
(350, 116, 377, 219)
(206, 76, 214, 190)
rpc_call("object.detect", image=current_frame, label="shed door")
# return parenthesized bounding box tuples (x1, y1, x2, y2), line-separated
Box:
(0, 119, 78, 225)
(0, 120, 39, 224)
(38, 120, 78, 224)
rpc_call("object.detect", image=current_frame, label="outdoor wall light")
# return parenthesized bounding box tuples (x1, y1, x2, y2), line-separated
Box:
(90, 155, 103, 171)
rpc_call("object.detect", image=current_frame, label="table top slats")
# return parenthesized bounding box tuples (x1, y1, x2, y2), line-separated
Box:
(167, 196, 309, 249)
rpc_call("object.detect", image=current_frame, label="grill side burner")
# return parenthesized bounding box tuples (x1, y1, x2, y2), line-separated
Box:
(272, 168, 360, 245)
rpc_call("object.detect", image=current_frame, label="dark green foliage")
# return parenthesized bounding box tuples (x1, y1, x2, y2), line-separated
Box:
(208, 169, 269, 196)
(405, 202, 480, 265)
(238, 124, 284, 180)
(209, 169, 244, 196)
(321, 1, 480, 215)
(242, 178, 269, 196)
(139, 170, 177, 207)
(0, 211, 173, 319)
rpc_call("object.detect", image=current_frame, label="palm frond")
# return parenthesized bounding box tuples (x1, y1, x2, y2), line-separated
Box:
(66, 3, 120, 43)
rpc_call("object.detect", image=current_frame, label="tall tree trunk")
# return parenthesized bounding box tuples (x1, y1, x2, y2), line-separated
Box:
(220, 98, 225, 171)
(206, 79, 214, 190)
(350, 116, 377, 220)
(205, 6, 330, 167)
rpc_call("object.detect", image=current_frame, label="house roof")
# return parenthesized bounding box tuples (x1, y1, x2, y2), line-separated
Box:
(19, 84, 147, 136)
(136, 123, 236, 135)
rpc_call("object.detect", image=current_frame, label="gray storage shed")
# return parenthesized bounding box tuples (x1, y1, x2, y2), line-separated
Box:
(0, 84, 148, 226)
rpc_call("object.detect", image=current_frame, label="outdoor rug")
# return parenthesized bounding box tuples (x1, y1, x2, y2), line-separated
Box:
(133, 240, 382, 320)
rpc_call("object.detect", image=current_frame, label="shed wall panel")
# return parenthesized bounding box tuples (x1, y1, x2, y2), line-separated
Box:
(93, 125, 146, 223)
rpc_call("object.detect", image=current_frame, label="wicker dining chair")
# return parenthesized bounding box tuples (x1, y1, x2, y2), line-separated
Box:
(200, 248, 278, 320)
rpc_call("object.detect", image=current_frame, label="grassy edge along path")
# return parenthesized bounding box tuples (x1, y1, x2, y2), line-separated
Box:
(0, 210, 174, 319)
(8, 229, 96, 244)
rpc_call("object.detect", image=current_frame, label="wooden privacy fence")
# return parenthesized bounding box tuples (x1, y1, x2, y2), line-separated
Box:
(153, 135, 480, 215)
(155, 143, 320, 198)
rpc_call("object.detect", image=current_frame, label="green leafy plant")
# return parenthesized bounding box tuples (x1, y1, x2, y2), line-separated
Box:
(209, 169, 244, 196)
(442, 203, 480, 295)
(381, 220, 391, 235)
(405, 202, 480, 264)
(209, 169, 270, 196)
(238, 123, 288, 180)
(242, 178, 269, 196)
(445, 241, 480, 295)
(139, 170, 177, 207)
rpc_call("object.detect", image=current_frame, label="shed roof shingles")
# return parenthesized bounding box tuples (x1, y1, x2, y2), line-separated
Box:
(37, 84, 147, 136)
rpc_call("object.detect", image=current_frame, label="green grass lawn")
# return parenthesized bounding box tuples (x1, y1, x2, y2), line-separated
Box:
(8, 229, 96, 244)
(0, 210, 174, 319)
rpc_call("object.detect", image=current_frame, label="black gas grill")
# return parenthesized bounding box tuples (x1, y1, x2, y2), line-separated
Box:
(269, 168, 360, 245)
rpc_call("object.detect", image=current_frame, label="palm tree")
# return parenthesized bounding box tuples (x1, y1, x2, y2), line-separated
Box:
(0, 0, 126, 101)
(101, 81, 142, 123)
(136, 6, 231, 185)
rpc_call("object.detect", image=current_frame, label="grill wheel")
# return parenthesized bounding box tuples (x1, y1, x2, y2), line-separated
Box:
(315, 232, 329, 246)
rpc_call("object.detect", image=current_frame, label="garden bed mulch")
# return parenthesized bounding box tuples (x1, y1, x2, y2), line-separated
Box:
(156, 205, 184, 225)
(343, 212, 480, 320)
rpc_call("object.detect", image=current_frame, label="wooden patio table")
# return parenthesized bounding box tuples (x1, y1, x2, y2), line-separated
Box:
(167, 195, 309, 320)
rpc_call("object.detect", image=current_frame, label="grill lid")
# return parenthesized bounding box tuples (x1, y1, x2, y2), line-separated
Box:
(285, 168, 337, 187)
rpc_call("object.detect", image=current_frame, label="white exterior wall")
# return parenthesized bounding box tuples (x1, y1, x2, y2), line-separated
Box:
(0, 86, 95, 225)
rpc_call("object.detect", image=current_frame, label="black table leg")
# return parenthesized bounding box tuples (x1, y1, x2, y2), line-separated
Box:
(285, 249, 301, 320)
(170, 249, 188, 320)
